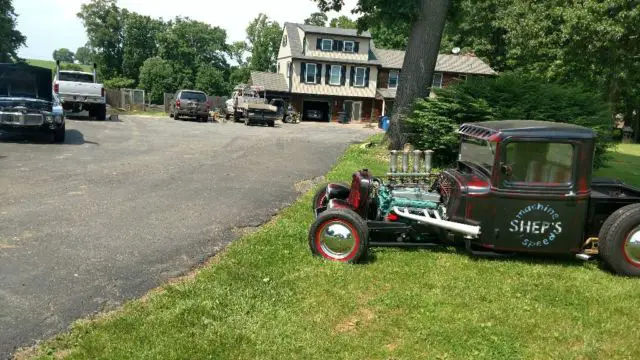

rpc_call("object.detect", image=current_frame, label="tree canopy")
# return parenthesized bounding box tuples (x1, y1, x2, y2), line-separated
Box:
(75, 46, 94, 65)
(0, 0, 26, 62)
(52, 48, 75, 63)
(304, 12, 328, 26)
(329, 16, 356, 29)
(245, 13, 282, 73)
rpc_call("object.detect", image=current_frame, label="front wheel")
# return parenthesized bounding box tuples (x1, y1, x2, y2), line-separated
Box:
(52, 124, 65, 143)
(308, 209, 368, 263)
(599, 203, 640, 276)
(268, 120, 275, 127)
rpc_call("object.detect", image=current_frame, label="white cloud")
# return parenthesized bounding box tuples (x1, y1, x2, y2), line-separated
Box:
(14, 0, 359, 60)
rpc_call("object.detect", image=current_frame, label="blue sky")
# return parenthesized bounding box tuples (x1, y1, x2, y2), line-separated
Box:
(13, 0, 357, 61)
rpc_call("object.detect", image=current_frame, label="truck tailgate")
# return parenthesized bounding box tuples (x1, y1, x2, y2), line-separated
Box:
(57, 81, 102, 97)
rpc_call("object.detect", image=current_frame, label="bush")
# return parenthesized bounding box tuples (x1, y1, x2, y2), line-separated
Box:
(404, 73, 613, 168)
(104, 77, 135, 89)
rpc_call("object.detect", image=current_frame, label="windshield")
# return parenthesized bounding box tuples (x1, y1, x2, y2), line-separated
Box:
(180, 91, 207, 101)
(459, 135, 495, 170)
(59, 72, 94, 83)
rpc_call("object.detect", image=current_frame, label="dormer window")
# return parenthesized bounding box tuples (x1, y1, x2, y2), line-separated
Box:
(321, 39, 333, 51)
(343, 41, 354, 53)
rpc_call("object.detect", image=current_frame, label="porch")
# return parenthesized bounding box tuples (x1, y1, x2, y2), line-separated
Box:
(289, 94, 379, 123)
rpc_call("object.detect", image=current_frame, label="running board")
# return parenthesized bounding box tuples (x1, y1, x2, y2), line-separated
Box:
(465, 240, 515, 258)
(392, 206, 481, 238)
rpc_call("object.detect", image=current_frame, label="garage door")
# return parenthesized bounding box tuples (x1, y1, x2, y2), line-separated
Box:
(302, 100, 330, 122)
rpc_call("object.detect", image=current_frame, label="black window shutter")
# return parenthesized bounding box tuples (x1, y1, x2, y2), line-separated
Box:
(350, 67, 355, 87)
(301, 62, 306, 83)
(316, 38, 322, 50)
(354, 42, 360, 53)
(325, 64, 330, 84)
(365, 68, 370, 87)
(316, 64, 321, 83)
(340, 65, 346, 86)
(338, 41, 344, 51)
(332, 40, 338, 51)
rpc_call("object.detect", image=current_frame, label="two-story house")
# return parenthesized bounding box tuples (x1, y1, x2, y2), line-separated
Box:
(249, 23, 497, 122)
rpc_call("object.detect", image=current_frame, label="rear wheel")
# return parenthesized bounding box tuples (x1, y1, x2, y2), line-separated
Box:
(268, 120, 275, 127)
(96, 104, 107, 121)
(599, 203, 640, 276)
(174, 112, 180, 120)
(308, 209, 368, 263)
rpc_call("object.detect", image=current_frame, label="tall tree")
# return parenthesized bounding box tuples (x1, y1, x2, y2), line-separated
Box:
(315, 0, 452, 148)
(157, 17, 229, 89)
(75, 46, 94, 65)
(329, 15, 356, 29)
(227, 41, 249, 67)
(122, 12, 166, 83)
(304, 12, 328, 26)
(0, 0, 26, 62)
(52, 48, 75, 63)
(138, 56, 174, 103)
(77, 0, 128, 79)
(245, 14, 282, 72)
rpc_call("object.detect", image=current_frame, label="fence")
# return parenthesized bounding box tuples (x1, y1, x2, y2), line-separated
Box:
(163, 93, 228, 114)
(105, 88, 146, 111)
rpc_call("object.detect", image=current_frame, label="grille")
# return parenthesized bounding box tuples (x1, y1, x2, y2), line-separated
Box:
(0, 113, 44, 126)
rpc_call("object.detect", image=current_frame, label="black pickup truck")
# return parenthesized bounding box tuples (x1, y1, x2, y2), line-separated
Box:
(309, 120, 640, 277)
(0, 63, 65, 143)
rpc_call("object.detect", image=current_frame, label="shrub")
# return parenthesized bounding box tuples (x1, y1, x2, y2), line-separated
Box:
(404, 73, 613, 168)
(104, 77, 135, 89)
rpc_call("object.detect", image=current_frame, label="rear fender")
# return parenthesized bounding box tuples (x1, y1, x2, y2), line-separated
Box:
(326, 183, 351, 200)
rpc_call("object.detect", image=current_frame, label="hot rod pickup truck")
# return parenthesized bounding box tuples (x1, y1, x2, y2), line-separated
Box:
(309, 120, 640, 277)
(0, 63, 65, 142)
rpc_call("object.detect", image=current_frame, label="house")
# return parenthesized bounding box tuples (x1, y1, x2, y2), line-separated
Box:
(249, 23, 497, 122)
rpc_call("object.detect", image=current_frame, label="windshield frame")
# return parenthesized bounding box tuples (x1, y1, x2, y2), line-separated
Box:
(458, 134, 496, 174)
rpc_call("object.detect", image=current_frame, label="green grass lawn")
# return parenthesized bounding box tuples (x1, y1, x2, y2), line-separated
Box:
(595, 143, 640, 185)
(20, 139, 640, 360)
(26, 59, 93, 73)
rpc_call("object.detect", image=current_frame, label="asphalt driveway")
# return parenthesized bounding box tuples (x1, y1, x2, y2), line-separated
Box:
(0, 115, 376, 358)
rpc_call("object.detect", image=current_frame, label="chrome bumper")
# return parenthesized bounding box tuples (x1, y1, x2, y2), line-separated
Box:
(59, 95, 104, 104)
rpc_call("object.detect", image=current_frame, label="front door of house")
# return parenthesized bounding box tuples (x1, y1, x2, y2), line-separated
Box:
(352, 101, 362, 121)
(344, 101, 353, 121)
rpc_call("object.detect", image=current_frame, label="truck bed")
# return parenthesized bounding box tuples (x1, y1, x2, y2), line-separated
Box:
(591, 178, 640, 200)
(586, 178, 640, 237)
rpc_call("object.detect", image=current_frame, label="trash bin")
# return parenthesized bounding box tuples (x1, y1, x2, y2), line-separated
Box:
(338, 112, 348, 124)
(381, 116, 390, 131)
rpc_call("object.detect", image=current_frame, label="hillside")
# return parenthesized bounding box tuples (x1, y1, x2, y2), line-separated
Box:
(26, 59, 93, 72)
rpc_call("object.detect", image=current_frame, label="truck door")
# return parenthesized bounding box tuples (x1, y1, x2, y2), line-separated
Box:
(490, 139, 589, 253)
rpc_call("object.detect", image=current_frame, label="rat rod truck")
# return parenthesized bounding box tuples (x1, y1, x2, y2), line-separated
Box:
(309, 120, 640, 276)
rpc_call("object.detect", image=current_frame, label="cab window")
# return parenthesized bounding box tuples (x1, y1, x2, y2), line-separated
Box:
(503, 142, 574, 185)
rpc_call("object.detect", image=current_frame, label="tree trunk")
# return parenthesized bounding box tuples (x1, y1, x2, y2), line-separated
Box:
(387, 0, 452, 150)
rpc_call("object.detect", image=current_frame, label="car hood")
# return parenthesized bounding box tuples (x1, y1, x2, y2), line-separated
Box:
(0, 63, 53, 102)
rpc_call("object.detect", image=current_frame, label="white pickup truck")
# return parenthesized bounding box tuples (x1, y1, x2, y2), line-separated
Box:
(53, 61, 107, 120)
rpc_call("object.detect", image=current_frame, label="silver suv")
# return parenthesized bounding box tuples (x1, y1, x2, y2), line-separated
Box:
(170, 90, 209, 122)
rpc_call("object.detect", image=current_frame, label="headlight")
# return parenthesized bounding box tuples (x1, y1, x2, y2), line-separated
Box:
(54, 115, 63, 123)
(46, 115, 54, 123)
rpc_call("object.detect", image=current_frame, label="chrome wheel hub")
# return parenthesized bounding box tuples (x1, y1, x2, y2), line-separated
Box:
(624, 226, 640, 265)
(319, 221, 356, 259)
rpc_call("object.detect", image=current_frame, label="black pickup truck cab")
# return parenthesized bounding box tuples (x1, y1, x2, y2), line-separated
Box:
(309, 120, 640, 277)
(0, 63, 65, 143)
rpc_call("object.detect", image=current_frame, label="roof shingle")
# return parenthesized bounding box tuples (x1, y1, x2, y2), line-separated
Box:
(297, 24, 371, 38)
(250, 71, 288, 92)
(373, 48, 497, 75)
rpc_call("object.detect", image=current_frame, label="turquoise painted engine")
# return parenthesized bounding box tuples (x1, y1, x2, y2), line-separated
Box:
(376, 184, 440, 219)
